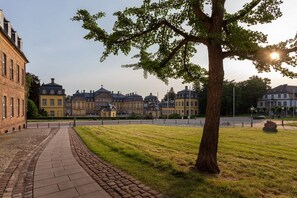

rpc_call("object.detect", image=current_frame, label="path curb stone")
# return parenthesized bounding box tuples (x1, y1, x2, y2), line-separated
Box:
(69, 128, 164, 198)
(0, 128, 58, 198)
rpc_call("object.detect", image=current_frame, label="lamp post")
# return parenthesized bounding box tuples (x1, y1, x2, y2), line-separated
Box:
(293, 89, 295, 120)
(188, 86, 191, 119)
(73, 111, 76, 127)
(101, 109, 104, 126)
(167, 89, 169, 119)
(281, 106, 284, 127)
(250, 106, 255, 127)
(233, 86, 235, 127)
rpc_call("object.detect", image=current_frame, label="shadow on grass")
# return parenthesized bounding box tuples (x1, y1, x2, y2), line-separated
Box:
(75, 127, 246, 198)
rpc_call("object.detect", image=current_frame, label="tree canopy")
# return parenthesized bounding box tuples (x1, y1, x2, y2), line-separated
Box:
(73, 0, 297, 81)
(27, 99, 39, 119)
(26, 72, 41, 107)
(73, 0, 297, 174)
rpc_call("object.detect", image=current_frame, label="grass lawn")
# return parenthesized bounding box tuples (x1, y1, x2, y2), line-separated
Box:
(286, 122, 297, 127)
(74, 125, 297, 198)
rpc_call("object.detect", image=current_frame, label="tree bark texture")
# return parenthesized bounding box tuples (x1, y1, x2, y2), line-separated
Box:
(195, 44, 224, 174)
(195, 0, 225, 174)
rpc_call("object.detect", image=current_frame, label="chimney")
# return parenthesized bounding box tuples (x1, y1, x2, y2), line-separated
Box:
(0, 10, 4, 29)
(4, 20, 11, 37)
(83, 90, 85, 93)
(185, 86, 188, 90)
(150, 93, 152, 96)
(51, 78, 55, 84)
(118, 91, 120, 94)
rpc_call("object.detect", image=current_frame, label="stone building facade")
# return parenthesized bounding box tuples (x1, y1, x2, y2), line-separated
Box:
(69, 87, 143, 117)
(257, 84, 297, 116)
(144, 93, 160, 118)
(67, 86, 199, 118)
(0, 10, 29, 133)
(122, 93, 144, 115)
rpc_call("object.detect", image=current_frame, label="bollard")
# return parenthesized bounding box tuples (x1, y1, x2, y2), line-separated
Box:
(48, 123, 50, 128)
(242, 122, 244, 127)
(69, 122, 71, 127)
(282, 119, 284, 127)
(175, 119, 177, 125)
(73, 117, 76, 127)
(37, 123, 39, 128)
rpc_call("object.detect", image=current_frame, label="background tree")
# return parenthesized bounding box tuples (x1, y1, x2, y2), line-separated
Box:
(27, 99, 40, 119)
(39, 108, 48, 117)
(237, 76, 271, 114)
(73, 0, 297, 174)
(163, 87, 176, 101)
(220, 80, 236, 116)
(197, 76, 271, 115)
(26, 72, 41, 107)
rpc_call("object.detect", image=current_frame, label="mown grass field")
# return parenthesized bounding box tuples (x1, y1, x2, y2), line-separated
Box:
(74, 125, 297, 198)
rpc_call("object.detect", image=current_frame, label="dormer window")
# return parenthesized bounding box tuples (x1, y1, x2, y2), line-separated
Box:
(42, 89, 47, 94)
(50, 90, 55, 94)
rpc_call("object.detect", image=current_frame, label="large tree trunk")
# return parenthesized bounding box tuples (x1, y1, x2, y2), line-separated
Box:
(195, 44, 224, 174)
(194, 0, 225, 174)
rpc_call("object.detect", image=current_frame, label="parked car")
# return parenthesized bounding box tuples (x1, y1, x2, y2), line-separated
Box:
(253, 115, 266, 119)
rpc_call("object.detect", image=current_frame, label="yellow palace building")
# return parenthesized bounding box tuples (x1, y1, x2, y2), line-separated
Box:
(175, 86, 199, 118)
(39, 78, 66, 117)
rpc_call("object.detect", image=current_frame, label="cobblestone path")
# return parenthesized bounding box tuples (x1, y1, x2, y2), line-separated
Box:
(0, 128, 58, 198)
(69, 128, 164, 198)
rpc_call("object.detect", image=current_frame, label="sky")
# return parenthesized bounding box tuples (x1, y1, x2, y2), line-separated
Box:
(1, 0, 297, 99)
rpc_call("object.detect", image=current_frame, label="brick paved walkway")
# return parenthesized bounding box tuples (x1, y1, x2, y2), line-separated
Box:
(69, 128, 164, 198)
(0, 128, 58, 198)
(33, 128, 111, 198)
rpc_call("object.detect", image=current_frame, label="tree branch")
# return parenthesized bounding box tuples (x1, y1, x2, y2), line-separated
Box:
(113, 21, 165, 44)
(113, 20, 207, 45)
(160, 39, 189, 68)
(285, 46, 297, 53)
(191, 1, 211, 31)
(184, 43, 188, 68)
(223, 45, 297, 59)
(225, 0, 261, 24)
(183, 64, 196, 82)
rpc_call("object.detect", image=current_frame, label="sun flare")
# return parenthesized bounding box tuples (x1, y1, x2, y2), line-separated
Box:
(270, 52, 280, 60)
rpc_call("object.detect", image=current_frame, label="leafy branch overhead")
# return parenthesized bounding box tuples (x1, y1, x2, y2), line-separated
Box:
(74, 0, 297, 174)
(73, 0, 297, 81)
